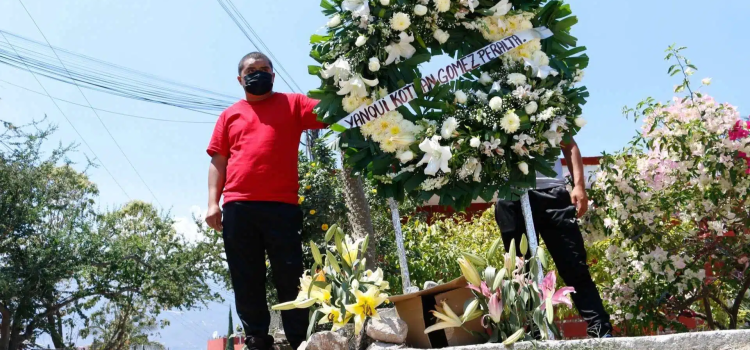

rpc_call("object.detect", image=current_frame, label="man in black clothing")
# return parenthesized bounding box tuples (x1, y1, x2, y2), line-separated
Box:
(495, 138, 613, 338)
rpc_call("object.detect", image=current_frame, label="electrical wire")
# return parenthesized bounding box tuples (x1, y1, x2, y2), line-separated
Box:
(215, 0, 304, 93)
(0, 31, 132, 200)
(0, 79, 216, 124)
(18, 0, 163, 207)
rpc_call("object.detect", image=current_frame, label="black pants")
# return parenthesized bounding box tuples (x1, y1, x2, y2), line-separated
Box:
(495, 186, 612, 338)
(222, 201, 308, 350)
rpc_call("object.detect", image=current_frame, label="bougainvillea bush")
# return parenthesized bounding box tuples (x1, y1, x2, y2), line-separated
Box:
(581, 46, 750, 332)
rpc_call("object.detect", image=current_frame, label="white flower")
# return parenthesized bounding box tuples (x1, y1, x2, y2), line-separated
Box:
(458, 157, 482, 182)
(543, 129, 563, 148)
(518, 161, 529, 175)
(523, 51, 558, 79)
(355, 36, 368, 47)
(440, 117, 459, 139)
(469, 137, 481, 148)
(397, 150, 415, 163)
(380, 0, 390, 5)
(459, 0, 480, 12)
(474, 90, 488, 103)
(479, 72, 493, 85)
(414, 4, 428, 16)
(507, 73, 527, 86)
(433, 29, 450, 44)
(368, 57, 381, 72)
(434, 0, 451, 13)
(454, 90, 467, 104)
(342, 0, 371, 19)
(327, 14, 342, 28)
(525, 101, 538, 115)
(500, 110, 521, 133)
(575, 117, 587, 128)
(320, 57, 351, 83)
(489, 96, 503, 111)
(391, 12, 411, 31)
(416, 136, 452, 175)
(342, 94, 364, 113)
(384, 32, 417, 65)
(337, 74, 379, 98)
(490, 0, 512, 17)
(702, 78, 712, 86)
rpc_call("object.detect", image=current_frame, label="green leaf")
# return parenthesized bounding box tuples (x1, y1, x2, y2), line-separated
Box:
(310, 34, 332, 44)
(553, 16, 578, 31)
(329, 123, 346, 133)
(403, 53, 432, 66)
(308, 65, 322, 76)
(404, 172, 427, 193)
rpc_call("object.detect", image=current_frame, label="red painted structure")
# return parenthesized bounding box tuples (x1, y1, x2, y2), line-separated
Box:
(206, 336, 245, 350)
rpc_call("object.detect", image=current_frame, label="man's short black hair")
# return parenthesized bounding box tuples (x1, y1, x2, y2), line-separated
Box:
(238, 52, 273, 75)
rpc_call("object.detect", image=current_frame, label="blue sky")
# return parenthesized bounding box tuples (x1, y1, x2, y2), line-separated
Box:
(1, 0, 748, 349)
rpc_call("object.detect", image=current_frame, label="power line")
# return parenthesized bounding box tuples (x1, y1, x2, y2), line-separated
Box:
(0, 31, 132, 200)
(19, 0, 163, 207)
(215, 0, 304, 93)
(0, 79, 216, 124)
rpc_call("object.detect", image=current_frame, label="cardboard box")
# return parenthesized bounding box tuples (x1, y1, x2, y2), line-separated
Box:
(389, 277, 484, 348)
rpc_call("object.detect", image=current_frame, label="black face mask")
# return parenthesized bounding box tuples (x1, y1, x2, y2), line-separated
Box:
(243, 71, 274, 96)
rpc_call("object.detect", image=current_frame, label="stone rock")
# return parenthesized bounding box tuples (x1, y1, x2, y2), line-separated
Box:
(423, 281, 439, 290)
(378, 308, 398, 320)
(367, 342, 405, 350)
(306, 331, 348, 350)
(398, 330, 750, 350)
(366, 317, 408, 344)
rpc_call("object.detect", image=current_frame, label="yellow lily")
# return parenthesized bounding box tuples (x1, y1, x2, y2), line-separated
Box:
(458, 257, 483, 287)
(362, 268, 390, 290)
(271, 297, 316, 311)
(319, 304, 353, 332)
(424, 301, 463, 334)
(340, 235, 363, 267)
(345, 286, 388, 333)
(298, 272, 332, 304)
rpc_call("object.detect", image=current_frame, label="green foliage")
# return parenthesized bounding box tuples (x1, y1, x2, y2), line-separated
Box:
(0, 121, 220, 350)
(382, 208, 500, 292)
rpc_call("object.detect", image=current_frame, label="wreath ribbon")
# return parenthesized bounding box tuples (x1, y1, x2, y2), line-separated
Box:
(334, 27, 554, 131)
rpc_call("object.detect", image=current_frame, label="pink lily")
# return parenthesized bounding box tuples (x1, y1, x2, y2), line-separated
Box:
(539, 271, 575, 310)
(468, 281, 491, 298)
(481, 292, 504, 328)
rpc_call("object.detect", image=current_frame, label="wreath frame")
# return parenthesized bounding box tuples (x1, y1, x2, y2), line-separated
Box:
(308, 0, 589, 210)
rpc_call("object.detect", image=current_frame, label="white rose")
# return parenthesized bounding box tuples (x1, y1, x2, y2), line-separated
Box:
(355, 36, 368, 47)
(368, 57, 381, 72)
(525, 101, 538, 115)
(380, 0, 390, 5)
(702, 78, 712, 86)
(518, 162, 529, 175)
(489, 96, 503, 111)
(479, 72, 493, 85)
(507, 73, 527, 86)
(398, 150, 414, 163)
(327, 14, 341, 28)
(454, 90, 467, 104)
(414, 4, 428, 16)
(435, 0, 451, 13)
(575, 117, 587, 128)
(441, 117, 459, 139)
(531, 50, 550, 66)
(433, 29, 450, 44)
(469, 137, 481, 148)
(391, 12, 411, 31)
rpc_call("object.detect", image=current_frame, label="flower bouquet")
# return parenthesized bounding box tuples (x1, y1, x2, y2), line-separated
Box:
(426, 234, 575, 345)
(272, 224, 390, 337)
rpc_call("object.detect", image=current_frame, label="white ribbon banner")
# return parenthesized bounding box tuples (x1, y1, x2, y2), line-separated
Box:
(333, 27, 554, 130)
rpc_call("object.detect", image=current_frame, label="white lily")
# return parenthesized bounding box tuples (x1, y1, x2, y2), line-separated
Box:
(342, 0, 370, 19)
(416, 136, 452, 176)
(543, 129, 563, 148)
(460, 0, 480, 12)
(320, 57, 352, 84)
(491, 0, 512, 17)
(523, 52, 558, 80)
(337, 74, 379, 99)
(384, 32, 417, 65)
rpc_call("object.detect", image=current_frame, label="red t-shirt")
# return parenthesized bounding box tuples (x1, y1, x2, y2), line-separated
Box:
(207, 93, 325, 205)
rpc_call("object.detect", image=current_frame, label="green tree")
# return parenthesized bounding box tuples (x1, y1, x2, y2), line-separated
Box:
(225, 307, 233, 350)
(0, 121, 221, 350)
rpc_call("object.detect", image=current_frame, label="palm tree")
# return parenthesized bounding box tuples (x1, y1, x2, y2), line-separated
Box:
(338, 153, 377, 269)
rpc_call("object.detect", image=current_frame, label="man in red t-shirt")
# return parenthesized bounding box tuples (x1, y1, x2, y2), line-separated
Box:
(205, 52, 325, 350)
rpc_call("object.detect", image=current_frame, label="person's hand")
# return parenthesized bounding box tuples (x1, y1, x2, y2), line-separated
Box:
(206, 204, 223, 232)
(570, 185, 589, 218)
